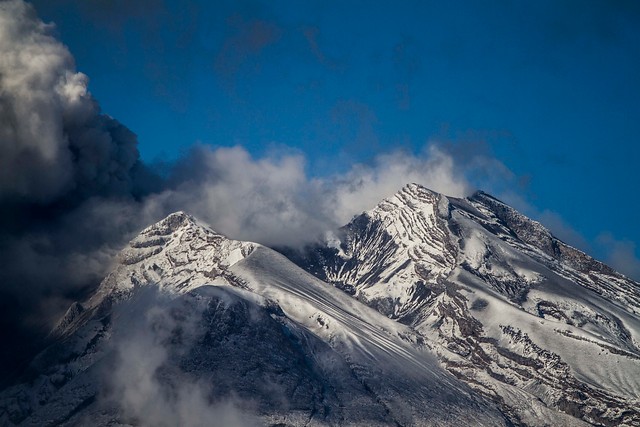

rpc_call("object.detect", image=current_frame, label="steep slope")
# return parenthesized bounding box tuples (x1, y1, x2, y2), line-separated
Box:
(0, 212, 507, 426)
(4, 184, 640, 427)
(285, 183, 640, 426)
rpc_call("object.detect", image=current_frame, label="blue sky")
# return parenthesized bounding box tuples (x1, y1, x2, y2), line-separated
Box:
(30, 0, 640, 276)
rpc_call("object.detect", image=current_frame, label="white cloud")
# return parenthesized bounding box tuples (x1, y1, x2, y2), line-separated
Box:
(597, 233, 640, 281)
(142, 143, 476, 246)
(107, 298, 257, 427)
(329, 145, 471, 225)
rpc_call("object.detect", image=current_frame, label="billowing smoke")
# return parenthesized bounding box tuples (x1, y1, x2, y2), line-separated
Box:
(0, 0, 155, 382)
(0, 0, 143, 204)
(143, 143, 473, 247)
(0, 1, 514, 383)
(9, 0, 631, 391)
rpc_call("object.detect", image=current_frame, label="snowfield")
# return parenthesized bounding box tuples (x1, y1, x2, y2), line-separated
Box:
(2, 184, 640, 426)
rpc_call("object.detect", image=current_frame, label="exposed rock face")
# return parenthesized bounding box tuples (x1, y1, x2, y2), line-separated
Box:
(0, 209, 505, 427)
(285, 183, 640, 426)
(2, 184, 640, 426)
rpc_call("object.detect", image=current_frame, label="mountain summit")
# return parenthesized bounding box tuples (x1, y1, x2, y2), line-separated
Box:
(286, 183, 640, 425)
(2, 184, 639, 426)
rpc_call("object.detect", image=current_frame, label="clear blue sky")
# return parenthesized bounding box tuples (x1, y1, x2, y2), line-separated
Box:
(30, 0, 640, 275)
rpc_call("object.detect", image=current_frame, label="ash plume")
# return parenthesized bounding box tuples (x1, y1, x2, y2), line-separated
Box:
(3, 0, 637, 390)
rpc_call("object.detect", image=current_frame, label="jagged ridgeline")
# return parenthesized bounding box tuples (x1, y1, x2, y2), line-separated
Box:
(2, 184, 639, 426)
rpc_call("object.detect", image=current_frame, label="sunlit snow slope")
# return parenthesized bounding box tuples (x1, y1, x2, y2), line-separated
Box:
(0, 211, 507, 427)
(286, 183, 640, 426)
(3, 183, 639, 427)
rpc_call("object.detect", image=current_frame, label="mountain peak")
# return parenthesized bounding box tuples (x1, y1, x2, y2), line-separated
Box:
(399, 182, 441, 199)
(9, 185, 640, 426)
(84, 211, 256, 309)
(142, 211, 200, 236)
(468, 189, 503, 203)
(372, 182, 448, 217)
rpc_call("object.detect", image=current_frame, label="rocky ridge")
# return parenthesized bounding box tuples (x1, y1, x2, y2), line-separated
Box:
(1, 209, 506, 426)
(2, 184, 640, 426)
(286, 183, 640, 426)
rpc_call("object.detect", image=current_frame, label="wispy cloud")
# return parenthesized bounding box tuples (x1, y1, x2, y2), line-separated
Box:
(0, 0, 512, 359)
(597, 233, 640, 280)
(105, 290, 257, 427)
(2, 0, 638, 389)
(536, 209, 592, 251)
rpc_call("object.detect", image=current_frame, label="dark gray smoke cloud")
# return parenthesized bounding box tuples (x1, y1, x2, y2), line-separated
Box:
(0, 0, 158, 382)
(0, 0, 142, 204)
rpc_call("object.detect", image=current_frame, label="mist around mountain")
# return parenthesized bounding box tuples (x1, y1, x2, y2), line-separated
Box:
(2, 2, 640, 426)
(3, 2, 640, 400)
(0, 0, 489, 382)
(2, 184, 639, 426)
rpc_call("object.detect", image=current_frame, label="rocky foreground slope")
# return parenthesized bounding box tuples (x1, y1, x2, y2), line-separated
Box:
(2, 184, 639, 426)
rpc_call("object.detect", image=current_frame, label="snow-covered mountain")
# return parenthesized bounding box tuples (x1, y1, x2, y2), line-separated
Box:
(2, 184, 639, 426)
(283, 183, 640, 426)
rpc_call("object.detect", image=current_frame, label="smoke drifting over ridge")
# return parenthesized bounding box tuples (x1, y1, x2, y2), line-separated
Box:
(154, 143, 473, 246)
(0, 0, 486, 381)
(3, 0, 639, 386)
